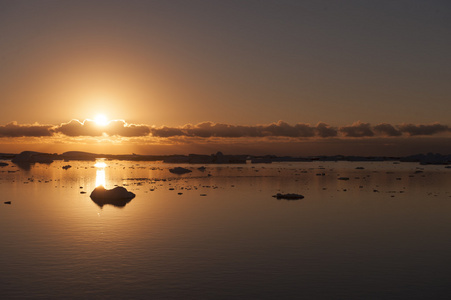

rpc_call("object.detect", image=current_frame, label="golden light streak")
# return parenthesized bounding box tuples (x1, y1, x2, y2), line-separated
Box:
(94, 159, 107, 187)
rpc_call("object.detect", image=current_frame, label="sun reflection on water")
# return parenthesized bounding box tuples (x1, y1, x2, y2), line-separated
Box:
(95, 159, 107, 187)
(94, 161, 107, 168)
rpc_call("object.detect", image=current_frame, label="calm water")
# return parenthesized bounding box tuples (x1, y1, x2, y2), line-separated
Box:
(1, 160, 450, 299)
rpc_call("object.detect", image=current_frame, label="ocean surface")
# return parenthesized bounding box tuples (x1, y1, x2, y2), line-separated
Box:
(1, 160, 450, 299)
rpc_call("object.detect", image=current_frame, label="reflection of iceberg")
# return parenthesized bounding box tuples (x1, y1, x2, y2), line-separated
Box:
(90, 186, 135, 208)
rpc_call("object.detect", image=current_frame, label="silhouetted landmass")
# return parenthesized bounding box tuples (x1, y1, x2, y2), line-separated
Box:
(12, 151, 55, 164)
(5, 150, 451, 167)
(11, 151, 55, 170)
(0, 153, 15, 160)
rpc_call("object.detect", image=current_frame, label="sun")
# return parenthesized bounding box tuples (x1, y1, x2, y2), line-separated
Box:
(94, 114, 108, 126)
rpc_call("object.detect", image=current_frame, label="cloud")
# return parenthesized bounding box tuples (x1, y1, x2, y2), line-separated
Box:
(339, 122, 374, 137)
(152, 122, 262, 138)
(54, 119, 150, 137)
(373, 123, 402, 136)
(152, 121, 451, 139)
(262, 121, 315, 137)
(149, 126, 185, 137)
(54, 119, 103, 136)
(0, 120, 449, 140)
(315, 122, 338, 137)
(0, 122, 53, 137)
(105, 120, 151, 137)
(151, 121, 318, 138)
(397, 123, 450, 136)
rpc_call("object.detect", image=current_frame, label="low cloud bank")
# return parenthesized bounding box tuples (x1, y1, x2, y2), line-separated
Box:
(339, 122, 374, 137)
(152, 121, 450, 138)
(54, 119, 150, 137)
(0, 122, 53, 137)
(0, 120, 449, 139)
(151, 121, 321, 138)
(397, 123, 449, 136)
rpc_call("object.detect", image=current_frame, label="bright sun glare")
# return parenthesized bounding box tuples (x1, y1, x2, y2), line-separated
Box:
(94, 160, 107, 187)
(94, 161, 107, 168)
(94, 114, 108, 126)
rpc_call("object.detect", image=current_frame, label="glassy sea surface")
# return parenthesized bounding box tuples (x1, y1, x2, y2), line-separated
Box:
(1, 160, 450, 299)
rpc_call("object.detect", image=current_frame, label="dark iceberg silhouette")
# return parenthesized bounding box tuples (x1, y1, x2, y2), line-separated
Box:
(12, 151, 55, 164)
(169, 167, 192, 175)
(90, 186, 135, 208)
(11, 151, 55, 170)
(272, 193, 304, 200)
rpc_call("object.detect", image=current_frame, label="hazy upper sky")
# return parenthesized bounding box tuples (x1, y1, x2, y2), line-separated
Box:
(0, 0, 450, 155)
(1, 0, 450, 126)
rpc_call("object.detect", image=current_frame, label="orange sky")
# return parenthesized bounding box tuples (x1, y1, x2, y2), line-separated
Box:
(0, 1, 450, 155)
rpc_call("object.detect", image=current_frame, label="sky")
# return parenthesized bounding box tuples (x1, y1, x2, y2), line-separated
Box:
(0, 0, 450, 155)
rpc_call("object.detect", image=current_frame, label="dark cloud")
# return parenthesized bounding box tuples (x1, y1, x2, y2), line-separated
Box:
(185, 122, 247, 138)
(315, 122, 338, 137)
(53, 120, 150, 137)
(339, 122, 374, 137)
(0, 122, 53, 137)
(0, 120, 450, 140)
(152, 121, 451, 139)
(54, 120, 103, 136)
(262, 121, 315, 137)
(150, 126, 185, 137)
(373, 123, 402, 136)
(397, 123, 450, 136)
(53, 119, 150, 137)
(105, 120, 150, 137)
(152, 121, 317, 138)
(165, 122, 261, 138)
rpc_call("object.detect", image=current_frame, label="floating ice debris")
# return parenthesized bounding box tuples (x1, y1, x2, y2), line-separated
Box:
(272, 193, 304, 200)
(62, 165, 72, 170)
(90, 186, 135, 208)
(169, 167, 192, 175)
(338, 177, 350, 180)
